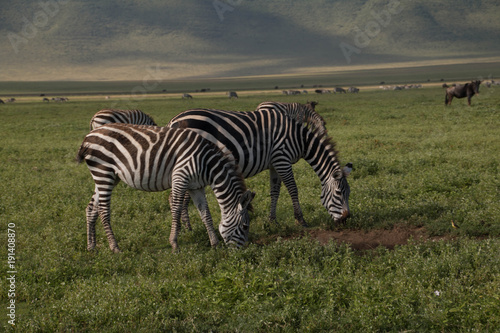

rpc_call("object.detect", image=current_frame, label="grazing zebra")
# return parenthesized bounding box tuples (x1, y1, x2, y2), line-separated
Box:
(89, 109, 157, 130)
(168, 107, 351, 228)
(182, 93, 193, 99)
(227, 91, 238, 99)
(256, 101, 327, 136)
(76, 123, 255, 252)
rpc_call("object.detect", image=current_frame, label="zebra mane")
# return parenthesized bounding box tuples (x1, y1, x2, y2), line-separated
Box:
(303, 101, 328, 135)
(307, 124, 340, 167)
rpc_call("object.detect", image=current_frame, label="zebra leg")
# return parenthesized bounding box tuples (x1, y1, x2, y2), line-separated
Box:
(181, 192, 192, 230)
(268, 168, 282, 226)
(275, 164, 308, 227)
(169, 182, 188, 252)
(97, 198, 121, 253)
(168, 191, 192, 231)
(86, 191, 99, 251)
(189, 188, 219, 248)
(94, 179, 121, 253)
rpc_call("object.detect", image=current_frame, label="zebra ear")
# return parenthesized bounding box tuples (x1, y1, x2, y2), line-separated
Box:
(343, 163, 353, 177)
(239, 190, 256, 210)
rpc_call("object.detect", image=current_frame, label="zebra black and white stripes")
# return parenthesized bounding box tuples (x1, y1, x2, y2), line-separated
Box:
(168, 106, 351, 227)
(77, 123, 254, 252)
(89, 109, 157, 130)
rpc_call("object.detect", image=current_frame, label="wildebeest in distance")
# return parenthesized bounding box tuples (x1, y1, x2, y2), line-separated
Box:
(315, 89, 331, 94)
(182, 93, 193, 99)
(445, 80, 481, 106)
(227, 91, 238, 99)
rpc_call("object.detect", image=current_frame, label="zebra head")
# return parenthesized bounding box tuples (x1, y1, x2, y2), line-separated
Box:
(321, 163, 352, 223)
(219, 190, 255, 247)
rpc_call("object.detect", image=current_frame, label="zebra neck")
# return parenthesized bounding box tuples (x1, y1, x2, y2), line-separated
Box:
(210, 162, 244, 216)
(212, 183, 242, 216)
(303, 131, 340, 184)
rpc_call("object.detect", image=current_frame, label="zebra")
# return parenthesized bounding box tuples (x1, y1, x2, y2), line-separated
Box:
(256, 101, 327, 136)
(227, 91, 238, 99)
(182, 93, 193, 99)
(167, 107, 352, 228)
(76, 123, 255, 252)
(89, 109, 157, 131)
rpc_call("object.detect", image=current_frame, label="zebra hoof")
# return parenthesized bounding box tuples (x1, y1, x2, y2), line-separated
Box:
(296, 219, 309, 228)
(267, 216, 280, 225)
(171, 243, 179, 253)
(111, 247, 122, 253)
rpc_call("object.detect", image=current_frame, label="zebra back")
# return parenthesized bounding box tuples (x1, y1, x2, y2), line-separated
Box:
(89, 109, 157, 130)
(256, 101, 327, 136)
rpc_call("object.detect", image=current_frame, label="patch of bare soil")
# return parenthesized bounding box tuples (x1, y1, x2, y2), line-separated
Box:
(258, 225, 448, 251)
(308, 225, 433, 251)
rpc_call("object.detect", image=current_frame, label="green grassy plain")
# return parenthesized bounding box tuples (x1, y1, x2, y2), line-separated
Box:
(1, 86, 499, 331)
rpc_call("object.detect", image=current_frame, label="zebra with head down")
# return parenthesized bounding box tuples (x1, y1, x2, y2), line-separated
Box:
(168, 106, 352, 229)
(77, 123, 255, 252)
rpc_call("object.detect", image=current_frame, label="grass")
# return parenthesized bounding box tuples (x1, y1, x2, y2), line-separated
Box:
(0, 85, 499, 331)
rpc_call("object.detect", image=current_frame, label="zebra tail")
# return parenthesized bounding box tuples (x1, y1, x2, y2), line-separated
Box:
(75, 143, 90, 164)
(170, 120, 188, 129)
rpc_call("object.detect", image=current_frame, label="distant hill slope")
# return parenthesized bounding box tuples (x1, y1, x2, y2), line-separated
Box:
(1, 0, 499, 80)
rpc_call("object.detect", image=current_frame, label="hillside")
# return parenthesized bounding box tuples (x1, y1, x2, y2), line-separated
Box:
(1, 0, 500, 81)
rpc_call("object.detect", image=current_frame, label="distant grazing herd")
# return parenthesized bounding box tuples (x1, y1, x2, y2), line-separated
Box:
(1, 80, 498, 106)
